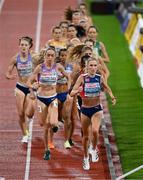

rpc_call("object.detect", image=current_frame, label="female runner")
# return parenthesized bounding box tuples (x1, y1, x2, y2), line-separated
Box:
(57, 48, 73, 149)
(27, 47, 71, 160)
(5, 36, 41, 143)
(70, 57, 116, 170)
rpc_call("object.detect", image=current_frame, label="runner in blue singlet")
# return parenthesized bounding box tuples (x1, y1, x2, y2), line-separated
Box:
(70, 57, 116, 170)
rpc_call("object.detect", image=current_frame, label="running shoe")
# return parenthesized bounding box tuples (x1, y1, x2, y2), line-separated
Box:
(64, 140, 71, 149)
(52, 126, 58, 133)
(88, 143, 99, 155)
(48, 141, 55, 149)
(43, 150, 51, 160)
(21, 135, 29, 143)
(69, 138, 74, 146)
(90, 149, 99, 162)
(83, 156, 90, 170)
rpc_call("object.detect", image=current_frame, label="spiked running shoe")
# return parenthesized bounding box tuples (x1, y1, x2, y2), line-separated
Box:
(90, 149, 99, 162)
(83, 156, 90, 170)
(64, 140, 71, 149)
(43, 150, 51, 160)
(21, 135, 29, 143)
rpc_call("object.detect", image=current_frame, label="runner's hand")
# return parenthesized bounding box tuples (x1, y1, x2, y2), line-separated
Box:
(111, 97, 116, 105)
(6, 74, 17, 80)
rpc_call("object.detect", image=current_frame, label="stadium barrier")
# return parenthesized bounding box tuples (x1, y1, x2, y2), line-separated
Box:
(116, 2, 143, 87)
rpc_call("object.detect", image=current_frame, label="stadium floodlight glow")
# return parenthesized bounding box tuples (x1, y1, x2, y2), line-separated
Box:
(128, 6, 143, 14)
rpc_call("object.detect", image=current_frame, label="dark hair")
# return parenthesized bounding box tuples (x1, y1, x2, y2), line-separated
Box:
(64, 6, 73, 21)
(52, 26, 61, 33)
(42, 46, 56, 57)
(59, 48, 67, 56)
(79, 3, 87, 8)
(84, 38, 95, 45)
(87, 25, 99, 33)
(19, 36, 33, 48)
(75, 25, 86, 38)
(68, 24, 77, 30)
(45, 46, 56, 52)
(59, 21, 69, 27)
(72, 10, 80, 16)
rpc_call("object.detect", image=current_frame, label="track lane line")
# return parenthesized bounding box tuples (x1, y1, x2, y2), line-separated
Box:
(24, 0, 43, 180)
(0, 177, 5, 180)
(24, 119, 33, 180)
(35, 0, 43, 53)
(0, 1, 5, 179)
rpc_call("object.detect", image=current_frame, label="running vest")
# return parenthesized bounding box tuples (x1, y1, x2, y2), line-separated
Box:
(38, 63, 58, 86)
(93, 41, 102, 56)
(49, 40, 67, 56)
(80, 73, 101, 98)
(16, 53, 33, 77)
(57, 63, 72, 84)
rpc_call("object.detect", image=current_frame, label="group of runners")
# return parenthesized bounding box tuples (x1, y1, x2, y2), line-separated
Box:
(5, 2, 116, 170)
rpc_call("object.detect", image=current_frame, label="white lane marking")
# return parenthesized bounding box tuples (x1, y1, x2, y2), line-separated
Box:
(24, 119, 33, 180)
(35, 0, 43, 53)
(24, 0, 43, 180)
(0, 0, 5, 13)
(0, 177, 5, 180)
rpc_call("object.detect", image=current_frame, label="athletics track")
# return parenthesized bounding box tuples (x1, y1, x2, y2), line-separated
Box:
(0, 0, 121, 179)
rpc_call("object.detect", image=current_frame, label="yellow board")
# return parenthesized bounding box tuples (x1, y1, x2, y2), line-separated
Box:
(125, 14, 138, 43)
(134, 34, 143, 65)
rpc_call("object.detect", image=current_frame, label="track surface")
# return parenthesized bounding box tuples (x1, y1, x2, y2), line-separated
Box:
(0, 0, 111, 179)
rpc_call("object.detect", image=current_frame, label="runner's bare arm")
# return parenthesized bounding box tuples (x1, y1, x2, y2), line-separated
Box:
(5, 56, 17, 79)
(70, 75, 83, 97)
(27, 64, 41, 89)
(101, 77, 116, 105)
(100, 42, 110, 63)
